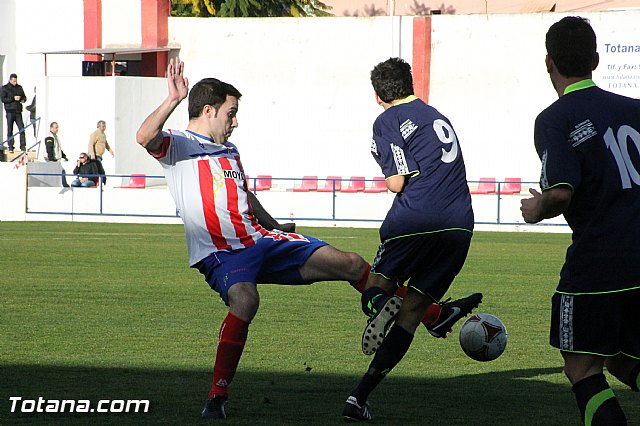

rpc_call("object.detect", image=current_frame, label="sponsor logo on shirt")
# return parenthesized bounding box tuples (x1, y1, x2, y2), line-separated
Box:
(211, 172, 225, 194)
(400, 119, 418, 140)
(569, 119, 597, 148)
(208, 170, 245, 194)
(223, 170, 245, 181)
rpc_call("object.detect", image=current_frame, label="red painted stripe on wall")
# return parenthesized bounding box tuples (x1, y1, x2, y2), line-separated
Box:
(142, 0, 169, 47)
(141, 0, 170, 76)
(412, 17, 432, 103)
(83, 0, 102, 61)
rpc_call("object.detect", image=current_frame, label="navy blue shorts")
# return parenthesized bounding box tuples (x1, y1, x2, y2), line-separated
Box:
(550, 288, 640, 359)
(193, 231, 328, 304)
(371, 229, 472, 301)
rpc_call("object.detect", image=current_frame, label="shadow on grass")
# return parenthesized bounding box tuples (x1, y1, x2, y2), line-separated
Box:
(1, 364, 637, 425)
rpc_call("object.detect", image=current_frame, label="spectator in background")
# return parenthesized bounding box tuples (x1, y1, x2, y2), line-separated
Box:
(0, 73, 27, 153)
(45, 122, 67, 162)
(88, 120, 114, 161)
(71, 152, 106, 187)
(26, 86, 36, 138)
(45, 121, 69, 187)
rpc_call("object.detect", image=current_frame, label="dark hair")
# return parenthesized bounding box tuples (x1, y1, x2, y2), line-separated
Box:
(188, 78, 242, 119)
(370, 58, 414, 103)
(50, 121, 58, 128)
(9, 73, 17, 79)
(546, 16, 597, 78)
(97, 120, 106, 127)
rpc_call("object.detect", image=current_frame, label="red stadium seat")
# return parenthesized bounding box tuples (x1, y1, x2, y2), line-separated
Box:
(253, 175, 272, 191)
(364, 176, 388, 193)
(470, 177, 496, 194)
(293, 176, 318, 192)
(501, 177, 522, 194)
(341, 176, 366, 193)
(317, 176, 342, 192)
(120, 174, 146, 189)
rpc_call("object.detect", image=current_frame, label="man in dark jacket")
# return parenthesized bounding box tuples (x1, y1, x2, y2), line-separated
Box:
(0, 73, 27, 152)
(71, 153, 106, 187)
(44, 122, 67, 162)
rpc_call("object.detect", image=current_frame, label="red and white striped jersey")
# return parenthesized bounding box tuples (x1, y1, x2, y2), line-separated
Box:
(147, 129, 268, 265)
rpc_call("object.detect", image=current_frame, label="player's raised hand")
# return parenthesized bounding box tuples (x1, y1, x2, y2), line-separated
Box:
(167, 57, 189, 102)
(136, 57, 189, 148)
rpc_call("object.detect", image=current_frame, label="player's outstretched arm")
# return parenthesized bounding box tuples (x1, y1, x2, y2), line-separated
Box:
(136, 57, 189, 151)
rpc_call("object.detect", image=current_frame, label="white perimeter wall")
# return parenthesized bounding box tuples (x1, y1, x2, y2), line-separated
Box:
(429, 13, 553, 182)
(429, 12, 640, 182)
(164, 16, 414, 180)
(1, 5, 640, 222)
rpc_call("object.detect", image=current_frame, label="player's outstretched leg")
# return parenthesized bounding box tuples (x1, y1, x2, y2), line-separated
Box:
(426, 293, 483, 338)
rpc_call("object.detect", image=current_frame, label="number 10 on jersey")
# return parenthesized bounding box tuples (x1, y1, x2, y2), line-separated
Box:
(604, 125, 640, 189)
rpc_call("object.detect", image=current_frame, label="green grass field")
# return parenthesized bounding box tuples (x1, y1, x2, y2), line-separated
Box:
(1, 222, 638, 425)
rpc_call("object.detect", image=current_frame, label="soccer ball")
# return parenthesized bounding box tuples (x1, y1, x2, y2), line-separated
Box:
(458, 313, 507, 362)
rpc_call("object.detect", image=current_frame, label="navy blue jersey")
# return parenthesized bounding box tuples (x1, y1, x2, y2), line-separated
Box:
(371, 96, 473, 240)
(534, 81, 640, 294)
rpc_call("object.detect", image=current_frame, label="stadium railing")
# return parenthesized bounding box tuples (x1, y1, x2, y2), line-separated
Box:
(1, 118, 41, 163)
(23, 174, 566, 227)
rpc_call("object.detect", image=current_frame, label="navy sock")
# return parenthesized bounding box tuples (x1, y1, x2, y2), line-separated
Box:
(350, 324, 414, 405)
(572, 373, 626, 426)
(361, 287, 389, 317)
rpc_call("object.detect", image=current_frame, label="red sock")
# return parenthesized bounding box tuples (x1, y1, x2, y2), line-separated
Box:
(209, 312, 249, 399)
(422, 304, 442, 325)
(393, 287, 442, 326)
(349, 263, 371, 293)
